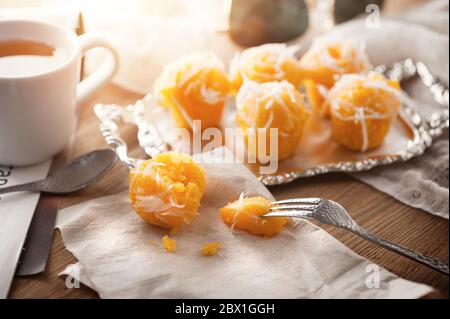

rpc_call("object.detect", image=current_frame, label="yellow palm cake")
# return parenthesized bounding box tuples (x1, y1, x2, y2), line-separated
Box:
(236, 80, 310, 161)
(220, 195, 289, 237)
(299, 38, 371, 116)
(129, 152, 206, 231)
(230, 43, 302, 92)
(329, 73, 401, 152)
(154, 52, 231, 130)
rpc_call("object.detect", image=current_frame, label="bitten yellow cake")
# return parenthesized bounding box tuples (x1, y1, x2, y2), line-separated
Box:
(329, 73, 401, 152)
(129, 152, 206, 231)
(230, 43, 302, 92)
(153, 52, 231, 130)
(299, 38, 372, 116)
(220, 195, 288, 237)
(236, 80, 310, 161)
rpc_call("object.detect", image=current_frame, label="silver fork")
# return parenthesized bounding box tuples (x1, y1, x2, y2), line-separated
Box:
(265, 198, 449, 275)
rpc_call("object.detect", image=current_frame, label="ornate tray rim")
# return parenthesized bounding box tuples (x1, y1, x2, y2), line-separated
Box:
(94, 59, 449, 186)
(259, 104, 431, 186)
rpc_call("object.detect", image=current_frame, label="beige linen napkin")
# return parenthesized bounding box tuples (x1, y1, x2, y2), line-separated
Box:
(57, 147, 432, 298)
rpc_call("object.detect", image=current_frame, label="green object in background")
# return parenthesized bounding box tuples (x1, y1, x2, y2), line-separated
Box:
(229, 0, 309, 47)
(334, 0, 385, 24)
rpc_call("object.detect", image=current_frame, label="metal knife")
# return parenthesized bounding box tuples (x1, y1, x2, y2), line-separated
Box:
(15, 194, 60, 276)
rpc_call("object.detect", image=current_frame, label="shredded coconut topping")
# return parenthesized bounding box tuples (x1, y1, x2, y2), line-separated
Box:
(232, 43, 300, 82)
(329, 73, 401, 122)
(355, 107, 369, 152)
(329, 73, 402, 151)
(237, 80, 301, 131)
(200, 85, 227, 105)
(134, 161, 187, 214)
(134, 195, 172, 212)
(154, 52, 229, 107)
(302, 38, 371, 74)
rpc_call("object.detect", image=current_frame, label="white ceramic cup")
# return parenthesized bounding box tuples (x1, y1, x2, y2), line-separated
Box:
(0, 19, 119, 166)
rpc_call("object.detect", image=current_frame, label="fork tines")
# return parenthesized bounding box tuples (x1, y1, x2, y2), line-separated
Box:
(265, 198, 322, 218)
(272, 198, 321, 206)
(271, 204, 316, 211)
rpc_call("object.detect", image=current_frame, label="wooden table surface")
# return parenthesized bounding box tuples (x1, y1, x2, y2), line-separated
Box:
(8, 83, 449, 299)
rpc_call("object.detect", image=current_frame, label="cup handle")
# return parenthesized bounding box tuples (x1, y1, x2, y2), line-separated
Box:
(76, 34, 119, 106)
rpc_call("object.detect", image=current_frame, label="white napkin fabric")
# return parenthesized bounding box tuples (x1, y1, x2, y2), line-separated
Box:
(56, 147, 433, 299)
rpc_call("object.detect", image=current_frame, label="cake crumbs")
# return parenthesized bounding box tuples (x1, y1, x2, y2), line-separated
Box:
(162, 235, 177, 253)
(201, 242, 224, 256)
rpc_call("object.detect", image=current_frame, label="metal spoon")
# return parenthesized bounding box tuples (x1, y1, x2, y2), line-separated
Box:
(0, 149, 117, 195)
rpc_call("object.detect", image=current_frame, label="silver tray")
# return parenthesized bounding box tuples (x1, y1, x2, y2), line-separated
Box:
(94, 59, 449, 186)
